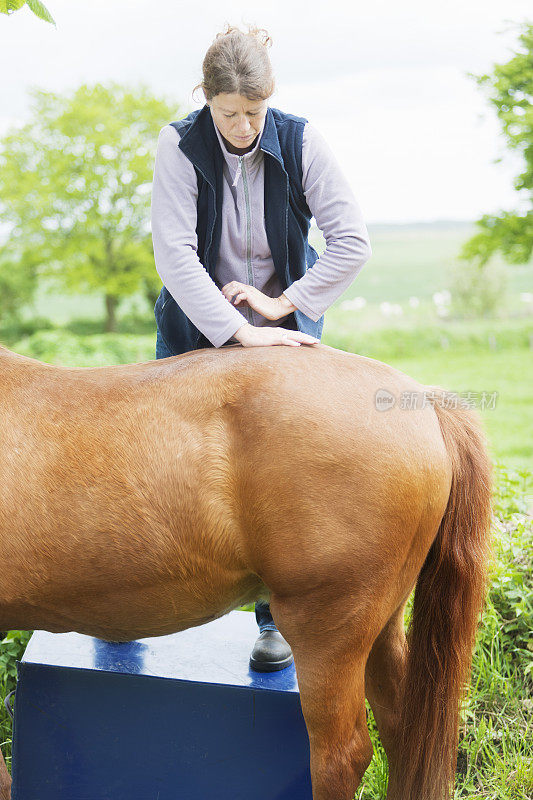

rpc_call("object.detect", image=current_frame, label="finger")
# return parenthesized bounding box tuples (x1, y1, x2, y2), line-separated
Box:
(298, 334, 321, 345)
(279, 333, 301, 347)
(283, 333, 320, 346)
(222, 283, 242, 300)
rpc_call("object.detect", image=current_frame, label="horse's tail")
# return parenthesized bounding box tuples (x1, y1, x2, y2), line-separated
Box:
(392, 388, 493, 800)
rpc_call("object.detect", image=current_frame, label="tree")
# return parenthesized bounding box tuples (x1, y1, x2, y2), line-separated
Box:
(0, 243, 36, 324)
(460, 21, 533, 267)
(0, 0, 55, 24)
(0, 83, 182, 331)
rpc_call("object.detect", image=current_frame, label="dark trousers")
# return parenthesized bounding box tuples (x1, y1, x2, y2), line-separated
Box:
(155, 327, 277, 635)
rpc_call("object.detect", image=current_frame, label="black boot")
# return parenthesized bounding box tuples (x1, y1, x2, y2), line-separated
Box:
(250, 602, 293, 672)
(249, 629, 294, 672)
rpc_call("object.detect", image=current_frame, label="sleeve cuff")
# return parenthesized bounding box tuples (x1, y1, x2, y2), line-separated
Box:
(210, 314, 248, 348)
(282, 286, 322, 322)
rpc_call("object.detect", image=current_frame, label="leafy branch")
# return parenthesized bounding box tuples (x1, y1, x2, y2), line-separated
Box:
(0, 0, 55, 25)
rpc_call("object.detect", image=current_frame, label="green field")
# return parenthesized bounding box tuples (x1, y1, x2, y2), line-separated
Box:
(344, 221, 532, 306)
(24, 220, 533, 323)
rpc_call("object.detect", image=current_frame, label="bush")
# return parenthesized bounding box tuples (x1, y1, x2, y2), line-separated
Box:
(449, 258, 509, 319)
(12, 329, 156, 366)
(454, 462, 533, 797)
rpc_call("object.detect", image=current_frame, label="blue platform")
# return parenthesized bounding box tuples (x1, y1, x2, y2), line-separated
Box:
(11, 610, 312, 800)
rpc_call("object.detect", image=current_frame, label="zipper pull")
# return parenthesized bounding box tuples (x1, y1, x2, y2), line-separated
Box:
(233, 156, 244, 188)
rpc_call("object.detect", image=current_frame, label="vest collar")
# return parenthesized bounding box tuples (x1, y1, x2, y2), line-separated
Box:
(259, 104, 284, 164)
(178, 103, 285, 188)
(210, 112, 265, 188)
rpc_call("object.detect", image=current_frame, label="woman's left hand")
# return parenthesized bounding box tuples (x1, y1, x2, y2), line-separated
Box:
(221, 282, 296, 321)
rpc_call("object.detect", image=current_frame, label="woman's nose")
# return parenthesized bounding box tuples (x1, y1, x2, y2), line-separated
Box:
(236, 116, 251, 133)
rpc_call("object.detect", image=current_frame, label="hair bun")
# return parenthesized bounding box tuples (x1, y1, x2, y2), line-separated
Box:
(216, 23, 273, 48)
(192, 22, 275, 103)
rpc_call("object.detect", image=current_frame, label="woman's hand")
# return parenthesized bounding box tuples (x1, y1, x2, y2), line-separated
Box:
(233, 323, 320, 348)
(221, 281, 296, 321)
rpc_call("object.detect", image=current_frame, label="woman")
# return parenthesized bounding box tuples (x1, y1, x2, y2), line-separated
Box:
(151, 24, 372, 672)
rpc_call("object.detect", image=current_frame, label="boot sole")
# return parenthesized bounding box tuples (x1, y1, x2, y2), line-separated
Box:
(249, 653, 294, 672)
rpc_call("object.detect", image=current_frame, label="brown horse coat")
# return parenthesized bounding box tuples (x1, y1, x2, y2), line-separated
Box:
(0, 342, 492, 800)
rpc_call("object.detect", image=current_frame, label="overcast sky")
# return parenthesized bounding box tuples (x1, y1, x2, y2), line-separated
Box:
(1, 0, 531, 223)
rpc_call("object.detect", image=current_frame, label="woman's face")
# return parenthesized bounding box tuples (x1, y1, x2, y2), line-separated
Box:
(208, 93, 268, 154)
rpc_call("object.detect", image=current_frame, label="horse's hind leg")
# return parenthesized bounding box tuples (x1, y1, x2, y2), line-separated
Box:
(270, 593, 375, 800)
(364, 603, 407, 799)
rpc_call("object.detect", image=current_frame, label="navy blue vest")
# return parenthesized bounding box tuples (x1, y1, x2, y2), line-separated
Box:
(154, 103, 323, 354)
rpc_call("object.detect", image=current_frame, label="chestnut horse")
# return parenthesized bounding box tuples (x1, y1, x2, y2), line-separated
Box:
(0, 341, 492, 800)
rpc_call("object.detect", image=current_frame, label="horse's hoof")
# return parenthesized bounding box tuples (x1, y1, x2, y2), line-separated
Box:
(249, 630, 294, 672)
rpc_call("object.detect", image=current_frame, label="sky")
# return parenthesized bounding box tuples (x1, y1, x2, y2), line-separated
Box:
(1, 0, 531, 224)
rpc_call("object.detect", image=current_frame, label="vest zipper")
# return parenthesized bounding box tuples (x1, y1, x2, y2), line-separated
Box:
(239, 155, 254, 326)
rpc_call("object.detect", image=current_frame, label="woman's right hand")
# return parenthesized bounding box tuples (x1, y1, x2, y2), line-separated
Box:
(233, 323, 320, 348)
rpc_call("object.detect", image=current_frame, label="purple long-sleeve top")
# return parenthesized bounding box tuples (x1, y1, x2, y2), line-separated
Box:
(151, 108, 372, 347)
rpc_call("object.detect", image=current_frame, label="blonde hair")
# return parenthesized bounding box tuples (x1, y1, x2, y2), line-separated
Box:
(193, 23, 275, 103)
